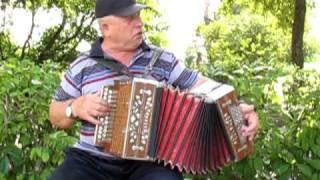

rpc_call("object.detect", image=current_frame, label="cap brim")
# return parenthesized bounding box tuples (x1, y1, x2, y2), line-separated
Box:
(114, 4, 146, 16)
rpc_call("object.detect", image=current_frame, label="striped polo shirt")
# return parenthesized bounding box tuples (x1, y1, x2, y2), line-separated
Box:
(53, 37, 199, 157)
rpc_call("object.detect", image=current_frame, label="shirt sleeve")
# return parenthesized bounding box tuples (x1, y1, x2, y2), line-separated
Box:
(53, 57, 87, 101)
(161, 51, 199, 90)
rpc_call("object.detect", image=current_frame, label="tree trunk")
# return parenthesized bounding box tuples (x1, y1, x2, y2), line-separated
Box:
(204, 0, 211, 25)
(291, 0, 306, 68)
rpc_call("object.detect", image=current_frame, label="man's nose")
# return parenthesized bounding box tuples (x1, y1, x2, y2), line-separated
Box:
(134, 15, 143, 27)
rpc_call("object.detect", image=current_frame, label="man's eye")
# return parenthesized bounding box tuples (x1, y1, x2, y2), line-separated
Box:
(131, 12, 140, 18)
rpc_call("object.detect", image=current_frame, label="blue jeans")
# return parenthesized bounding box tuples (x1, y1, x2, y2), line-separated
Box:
(49, 148, 183, 180)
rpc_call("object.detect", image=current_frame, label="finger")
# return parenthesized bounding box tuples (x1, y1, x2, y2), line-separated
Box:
(248, 134, 255, 142)
(98, 98, 110, 106)
(242, 127, 257, 137)
(243, 113, 249, 121)
(239, 104, 255, 114)
(90, 92, 109, 104)
(243, 122, 258, 135)
(96, 105, 110, 114)
(88, 96, 109, 109)
(90, 101, 110, 113)
(242, 114, 258, 129)
(243, 130, 258, 140)
(244, 119, 257, 131)
(87, 108, 103, 117)
(94, 89, 101, 96)
(85, 116, 102, 125)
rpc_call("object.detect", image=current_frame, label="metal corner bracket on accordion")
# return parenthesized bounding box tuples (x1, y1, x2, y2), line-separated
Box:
(93, 78, 254, 174)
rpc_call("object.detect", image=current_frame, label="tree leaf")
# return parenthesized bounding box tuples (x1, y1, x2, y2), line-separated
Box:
(0, 156, 10, 175)
(30, 147, 41, 160)
(41, 149, 50, 163)
(6, 146, 24, 166)
(311, 173, 319, 180)
(297, 163, 312, 177)
(253, 158, 263, 171)
(311, 145, 320, 158)
(276, 164, 290, 175)
(307, 160, 320, 170)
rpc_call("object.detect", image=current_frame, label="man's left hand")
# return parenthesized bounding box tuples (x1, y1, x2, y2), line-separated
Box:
(239, 103, 260, 142)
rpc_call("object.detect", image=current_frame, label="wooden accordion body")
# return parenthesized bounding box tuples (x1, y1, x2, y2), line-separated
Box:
(94, 78, 254, 174)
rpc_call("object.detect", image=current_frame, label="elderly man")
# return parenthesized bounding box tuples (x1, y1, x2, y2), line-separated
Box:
(49, 0, 259, 179)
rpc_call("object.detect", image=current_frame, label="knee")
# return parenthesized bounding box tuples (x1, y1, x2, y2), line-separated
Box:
(49, 167, 89, 180)
(136, 166, 183, 180)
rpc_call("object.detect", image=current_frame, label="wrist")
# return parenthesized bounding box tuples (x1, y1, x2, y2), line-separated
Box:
(66, 100, 77, 119)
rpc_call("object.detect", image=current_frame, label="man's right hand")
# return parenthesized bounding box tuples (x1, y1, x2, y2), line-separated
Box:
(49, 91, 110, 129)
(72, 91, 110, 125)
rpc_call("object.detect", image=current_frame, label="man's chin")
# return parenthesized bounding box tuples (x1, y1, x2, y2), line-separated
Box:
(125, 42, 142, 51)
(134, 38, 143, 47)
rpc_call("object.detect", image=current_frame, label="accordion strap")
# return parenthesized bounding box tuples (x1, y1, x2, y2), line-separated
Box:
(87, 56, 133, 77)
(144, 47, 164, 77)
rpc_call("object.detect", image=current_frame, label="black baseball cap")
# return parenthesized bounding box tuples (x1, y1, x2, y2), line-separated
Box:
(95, 0, 146, 18)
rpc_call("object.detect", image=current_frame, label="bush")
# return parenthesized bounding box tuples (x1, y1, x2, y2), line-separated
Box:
(198, 11, 291, 71)
(0, 58, 78, 179)
(269, 69, 320, 179)
(185, 9, 320, 180)
(192, 61, 320, 179)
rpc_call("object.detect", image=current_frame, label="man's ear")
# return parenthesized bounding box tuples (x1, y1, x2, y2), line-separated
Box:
(102, 23, 111, 37)
(101, 22, 109, 31)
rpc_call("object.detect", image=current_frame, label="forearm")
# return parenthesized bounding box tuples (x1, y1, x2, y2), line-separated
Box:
(49, 99, 76, 129)
(190, 74, 210, 90)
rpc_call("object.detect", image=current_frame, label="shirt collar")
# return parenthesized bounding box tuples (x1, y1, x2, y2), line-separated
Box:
(88, 37, 151, 59)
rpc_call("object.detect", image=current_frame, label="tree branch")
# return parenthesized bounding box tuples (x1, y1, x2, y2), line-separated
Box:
(1, 93, 10, 131)
(0, 34, 6, 61)
(38, 12, 95, 62)
(62, 12, 94, 45)
(37, 15, 67, 61)
(20, 0, 36, 60)
(60, 13, 95, 61)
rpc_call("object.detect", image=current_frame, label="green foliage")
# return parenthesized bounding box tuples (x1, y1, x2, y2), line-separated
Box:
(0, 58, 78, 179)
(139, 0, 169, 47)
(0, 32, 18, 61)
(303, 33, 320, 62)
(1, 0, 167, 65)
(1, 0, 97, 64)
(33, 15, 98, 65)
(1, 0, 319, 179)
(0, 0, 168, 178)
(253, 69, 320, 179)
(211, 0, 318, 69)
(183, 1, 320, 178)
(185, 5, 320, 179)
(199, 11, 291, 71)
(189, 56, 320, 179)
(185, 11, 292, 89)
(220, 0, 296, 29)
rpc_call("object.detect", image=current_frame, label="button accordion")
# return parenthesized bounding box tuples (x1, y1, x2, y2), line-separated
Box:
(94, 78, 254, 174)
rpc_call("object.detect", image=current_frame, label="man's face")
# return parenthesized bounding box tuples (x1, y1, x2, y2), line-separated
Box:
(104, 12, 144, 50)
